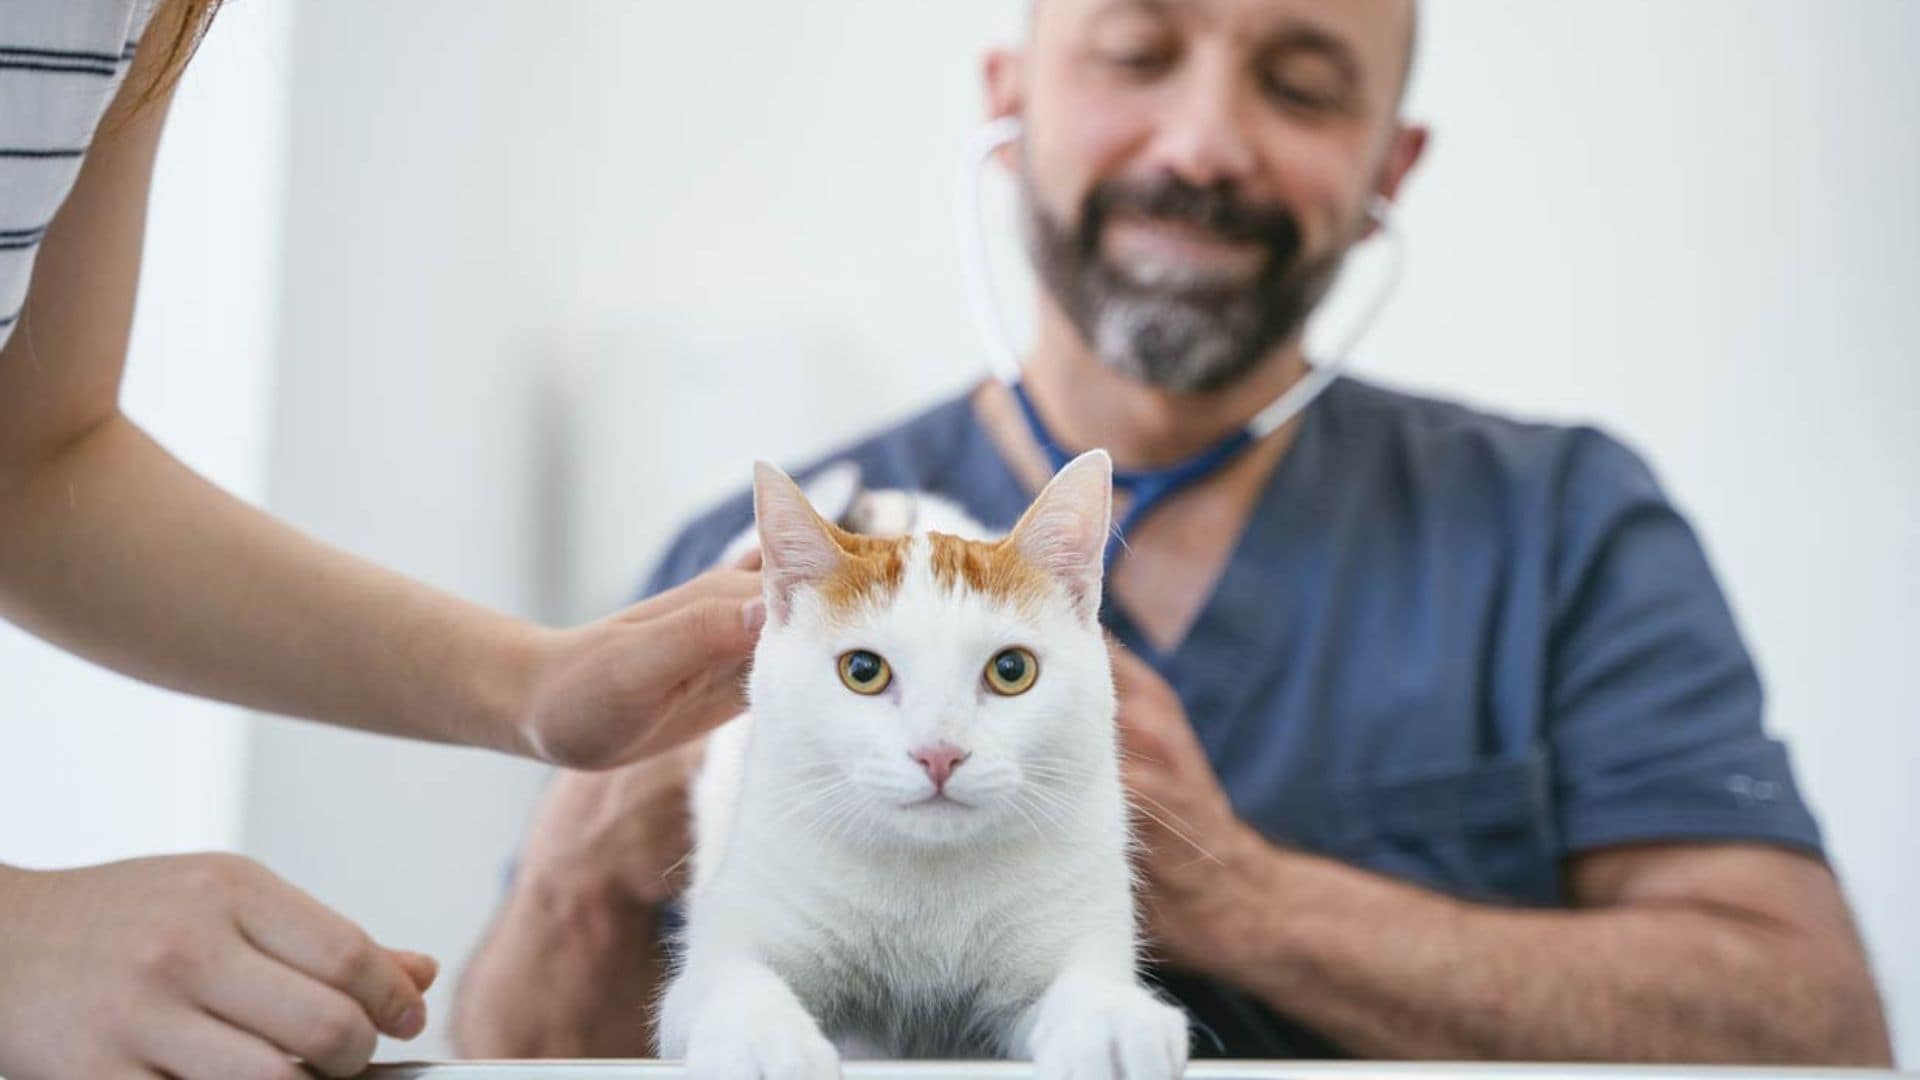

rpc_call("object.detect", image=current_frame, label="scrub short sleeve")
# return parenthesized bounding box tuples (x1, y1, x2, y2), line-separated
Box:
(1546, 430, 1823, 857)
(636, 494, 756, 599)
(639, 529, 710, 599)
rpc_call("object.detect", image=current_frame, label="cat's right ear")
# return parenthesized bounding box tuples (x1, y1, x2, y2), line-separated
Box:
(753, 462, 845, 622)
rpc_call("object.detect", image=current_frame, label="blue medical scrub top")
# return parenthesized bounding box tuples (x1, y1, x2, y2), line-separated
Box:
(639, 376, 1823, 1056)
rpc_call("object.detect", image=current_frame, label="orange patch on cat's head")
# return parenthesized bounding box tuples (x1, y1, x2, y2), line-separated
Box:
(815, 524, 910, 616)
(926, 531, 1052, 612)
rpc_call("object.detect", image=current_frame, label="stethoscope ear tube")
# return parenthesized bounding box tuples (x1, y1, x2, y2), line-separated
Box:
(955, 115, 1029, 385)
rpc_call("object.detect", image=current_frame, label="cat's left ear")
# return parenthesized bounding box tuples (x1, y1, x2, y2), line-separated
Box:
(1008, 450, 1112, 622)
(753, 461, 845, 622)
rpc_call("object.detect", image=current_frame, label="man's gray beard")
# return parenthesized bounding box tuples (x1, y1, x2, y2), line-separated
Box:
(1086, 282, 1279, 394)
(1021, 184, 1345, 395)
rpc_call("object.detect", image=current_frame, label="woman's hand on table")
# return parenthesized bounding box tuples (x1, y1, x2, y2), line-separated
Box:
(0, 854, 436, 1080)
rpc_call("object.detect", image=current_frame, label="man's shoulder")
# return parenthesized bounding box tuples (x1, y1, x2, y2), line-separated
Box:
(640, 389, 981, 597)
(1326, 375, 1664, 510)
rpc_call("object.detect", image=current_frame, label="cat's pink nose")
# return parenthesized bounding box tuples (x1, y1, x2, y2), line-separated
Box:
(910, 742, 970, 792)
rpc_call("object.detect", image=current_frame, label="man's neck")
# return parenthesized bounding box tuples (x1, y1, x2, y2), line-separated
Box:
(1020, 306, 1311, 470)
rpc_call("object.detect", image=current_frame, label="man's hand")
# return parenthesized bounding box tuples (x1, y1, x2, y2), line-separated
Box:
(0, 855, 436, 1080)
(521, 565, 763, 770)
(451, 741, 707, 1056)
(1106, 650, 1891, 1064)
(520, 737, 708, 906)
(1109, 644, 1260, 973)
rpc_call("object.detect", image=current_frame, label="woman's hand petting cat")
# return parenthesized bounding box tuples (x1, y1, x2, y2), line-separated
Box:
(520, 564, 764, 769)
(1110, 644, 1266, 975)
(0, 854, 436, 1080)
(519, 737, 707, 909)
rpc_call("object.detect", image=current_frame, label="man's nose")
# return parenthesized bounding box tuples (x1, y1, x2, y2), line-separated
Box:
(910, 742, 971, 792)
(1152, 61, 1260, 189)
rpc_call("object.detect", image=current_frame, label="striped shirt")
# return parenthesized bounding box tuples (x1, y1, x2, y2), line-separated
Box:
(1, 0, 158, 351)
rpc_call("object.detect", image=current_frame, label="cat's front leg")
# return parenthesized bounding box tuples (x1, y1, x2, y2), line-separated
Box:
(658, 955, 840, 1080)
(1015, 966, 1190, 1080)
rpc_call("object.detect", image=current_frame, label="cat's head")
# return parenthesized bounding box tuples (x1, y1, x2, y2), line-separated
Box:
(747, 451, 1116, 851)
(715, 463, 990, 569)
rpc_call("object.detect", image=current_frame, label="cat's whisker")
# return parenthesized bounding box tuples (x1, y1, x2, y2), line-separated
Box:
(769, 763, 849, 789)
(800, 788, 865, 839)
(820, 792, 873, 845)
(1114, 747, 1173, 770)
(1124, 792, 1225, 867)
(769, 778, 848, 805)
(778, 778, 858, 834)
(775, 791, 856, 835)
(768, 777, 858, 828)
(1020, 763, 1100, 789)
(1027, 797, 1078, 838)
(1021, 774, 1091, 795)
(1003, 790, 1053, 840)
(659, 846, 699, 887)
(1019, 782, 1083, 826)
(764, 791, 856, 834)
(1020, 760, 1096, 778)
(1019, 776, 1076, 814)
(1021, 773, 1093, 831)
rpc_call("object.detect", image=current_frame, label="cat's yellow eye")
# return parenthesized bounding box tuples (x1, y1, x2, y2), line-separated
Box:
(838, 650, 892, 695)
(984, 647, 1039, 696)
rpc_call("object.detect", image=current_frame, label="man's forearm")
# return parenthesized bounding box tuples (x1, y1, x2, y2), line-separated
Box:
(0, 413, 543, 755)
(1179, 830, 1890, 1064)
(453, 872, 669, 1056)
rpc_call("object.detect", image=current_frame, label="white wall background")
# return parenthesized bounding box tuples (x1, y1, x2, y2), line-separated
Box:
(0, 0, 290, 867)
(4, 0, 1912, 1066)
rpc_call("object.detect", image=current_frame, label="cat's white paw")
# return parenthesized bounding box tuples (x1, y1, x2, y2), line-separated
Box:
(1027, 978, 1190, 1080)
(681, 987, 842, 1080)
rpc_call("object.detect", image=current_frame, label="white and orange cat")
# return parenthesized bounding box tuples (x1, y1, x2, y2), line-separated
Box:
(657, 451, 1189, 1079)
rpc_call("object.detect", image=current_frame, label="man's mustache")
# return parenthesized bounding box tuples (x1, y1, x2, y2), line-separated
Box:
(1080, 176, 1303, 260)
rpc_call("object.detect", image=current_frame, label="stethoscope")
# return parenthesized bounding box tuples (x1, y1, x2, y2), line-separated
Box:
(955, 115, 1406, 560)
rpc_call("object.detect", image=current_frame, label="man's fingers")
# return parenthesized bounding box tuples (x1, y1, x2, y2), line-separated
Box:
(1106, 644, 1186, 722)
(231, 880, 427, 1041)
(132, 1008, 306, 1080)
(731, 545, 764, 571)
(1105, 639, 1156, 688)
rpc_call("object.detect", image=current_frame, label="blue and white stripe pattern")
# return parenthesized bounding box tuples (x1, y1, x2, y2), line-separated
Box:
(1, 0, 157, 349)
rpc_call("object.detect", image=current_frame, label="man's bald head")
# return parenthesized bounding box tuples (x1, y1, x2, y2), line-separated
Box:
(1025, 0, 1420, 110)
(1396, 0, 1419, 106)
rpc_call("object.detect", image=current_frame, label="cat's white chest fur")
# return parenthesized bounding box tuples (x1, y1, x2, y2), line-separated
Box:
(659, 457, 1189, 1078)
(689, 714, 1117, 1055)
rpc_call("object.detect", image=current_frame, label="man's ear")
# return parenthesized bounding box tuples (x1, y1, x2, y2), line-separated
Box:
(982, 47, 1026, 170)
(1363, 121, 1429, 238)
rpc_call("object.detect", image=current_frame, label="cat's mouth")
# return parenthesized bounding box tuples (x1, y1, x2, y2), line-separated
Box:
(903, 792, 974, 810)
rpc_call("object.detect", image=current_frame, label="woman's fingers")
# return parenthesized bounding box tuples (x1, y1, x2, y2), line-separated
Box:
(229, 869, 428, 1040)
(129, 1007, 305, 1080)
(192, 944, 390, 1077)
